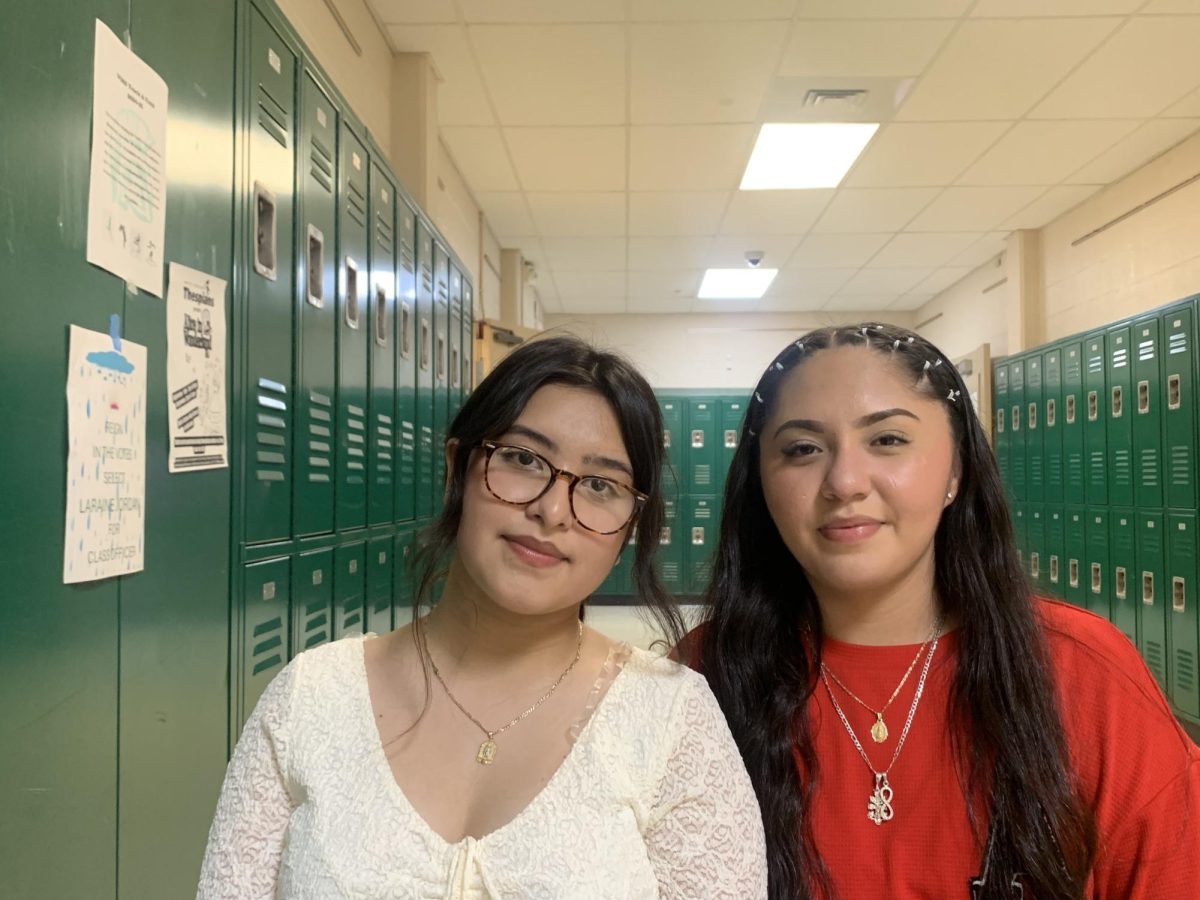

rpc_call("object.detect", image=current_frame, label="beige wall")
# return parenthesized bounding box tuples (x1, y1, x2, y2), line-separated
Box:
(543, 311, 915, 389)
(915, 129, 1200, 357)
(432, 141, 483, 294)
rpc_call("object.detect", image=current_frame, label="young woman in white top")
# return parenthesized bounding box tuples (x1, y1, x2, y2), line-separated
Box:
(197, 335, 767, 899)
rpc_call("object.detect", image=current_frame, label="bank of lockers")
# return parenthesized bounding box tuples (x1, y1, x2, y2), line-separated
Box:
(993, 292, 1200, 725)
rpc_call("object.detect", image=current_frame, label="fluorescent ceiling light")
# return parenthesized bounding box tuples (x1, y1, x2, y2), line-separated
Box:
(698, 268, 778, 300)
(740, 122, 879, 190)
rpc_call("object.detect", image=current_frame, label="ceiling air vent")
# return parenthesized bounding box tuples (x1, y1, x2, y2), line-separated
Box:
(802, 89, 869, 110)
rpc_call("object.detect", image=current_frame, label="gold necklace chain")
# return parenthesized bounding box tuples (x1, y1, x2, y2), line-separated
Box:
(820, 613, 945, 826)
(425, 619, 584, 767)
(821, 629, 934, 744)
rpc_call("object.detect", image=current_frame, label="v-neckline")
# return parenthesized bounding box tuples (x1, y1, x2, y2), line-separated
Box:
(355, 635, 634, 849)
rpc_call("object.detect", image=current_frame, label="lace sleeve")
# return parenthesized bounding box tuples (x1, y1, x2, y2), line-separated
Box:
(643, 674, 769, 900)
(195, 660, 299, 900)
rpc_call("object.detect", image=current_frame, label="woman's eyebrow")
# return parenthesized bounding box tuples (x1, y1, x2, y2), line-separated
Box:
(582, 454, 634, 479)
(773, 408, 919, 438)
(506, 424, 634, 479)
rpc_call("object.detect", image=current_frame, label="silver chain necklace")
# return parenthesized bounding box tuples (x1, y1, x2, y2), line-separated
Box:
(819, 614, 945, 826)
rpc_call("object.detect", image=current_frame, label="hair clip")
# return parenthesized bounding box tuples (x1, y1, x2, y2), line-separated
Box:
(947, 389, 961, 402)
(933, 358, 943, 368)
(892, 339, 901, 352)
(774, 361, 784, 371)
(906, 336, 915, 344)
(794, 340, 805, 352)
(923, 360, 932, 371)
(747, 427, 758, 437)
(754, 391, 764, 404)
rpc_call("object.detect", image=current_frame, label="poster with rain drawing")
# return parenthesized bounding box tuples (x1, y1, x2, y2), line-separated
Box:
(64, 323, 147, 583)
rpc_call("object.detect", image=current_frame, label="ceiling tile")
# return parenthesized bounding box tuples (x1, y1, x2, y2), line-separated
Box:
(949, 233, 1008, 268)
(958, 120, 1141, 186)
(527, 193, 626, 236)
(789, 233, 894, 268)
(1031, 17, 1200, 119)
(838, 268, 932, 295)
(888, 293, 937, 311)
(907, 186, 1047, 231)
(1164, 87, 1200, 117)
(441, 127, 519, 191)
(387, 25, 494, 125)
(720, 190, 833, 235)
(1066, 118, 1200, 184)
(796, 0, 971, 16)
(822, 294, 905, 312)
(694, 298, 768, 313)
(1000, 185, 1101, 230)
(911, 267, 973, 295)
(459, 0, 625, 22)
(558, 296, 629, 314)
(869, 233, 984, 268)
(629, 192, 729, 236)
(628, 237, 715, 269)
(632, 0, 797, 20)
(540, 237, 627, 270)
(553, 272, 627, 299)
(708, 236, 804, 268)
(812, 188, 940, 233)
(846, 122, 1010, 188)
(374, 1, 457, 24)
(470, 25, 625, 125)
(476, 192, 536, 236)
(628, 296, 697, 313)
(896, 19, 1120, 121)
(970, 0, 1142, 14)
(627, 270, 704, 299)
(779, 20, 953, 77)
(630, 125, 757, 190)
(631, 23, 787, 123)
(769, 268, 858, 296)
(503, 127, 625, 191)
(757, 293, 830, 312)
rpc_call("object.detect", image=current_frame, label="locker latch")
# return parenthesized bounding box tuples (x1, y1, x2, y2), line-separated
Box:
(312, 569, 323, 586)
(399, 303, 413, 358)
(253, 182, 278, 280)
(659, 526, 671, 545)
(262, 581, 276, 601)
(1069, 559, 1079, 589)
(1087, 391, 1098, 421)
(375, 286, 388, 347)
(1173, 577, 1186, 613)
(1027, 402, 1037, 431)
(344, 257, 360, 329)
(662, 430, 671, 449)
(691, 429, 704, 449)
(724, 429, 737, 449)
(1065, 394, 1076, 424)
(1091, 563, 1102, 595)
(996, 410, 1005, 433)
(1137, 380, 1149, 414)
(419, 318, 431, 371)
(1011, 406, 1020, 431)
(1030, 552, 1039, 580)
(691, 527, 705, 546)
(1115, 567, 1126, 601)
(306, 224, 324, 307)
(1045, 398, 1055, 428)
(1168, 374, 1181, 410)
(1111, 385, 1122, 418)
(1143, 572, 1155, 605)
(1049, 555, 1059, 584)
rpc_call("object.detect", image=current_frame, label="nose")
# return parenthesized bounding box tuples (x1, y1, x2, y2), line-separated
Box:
(525, 471, 575, 530)
(820, 443, 871, 503)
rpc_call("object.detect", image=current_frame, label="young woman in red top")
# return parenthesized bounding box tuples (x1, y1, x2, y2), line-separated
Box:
(688, 322, 1200, 899)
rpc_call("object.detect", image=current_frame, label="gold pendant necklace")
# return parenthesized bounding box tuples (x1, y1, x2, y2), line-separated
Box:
(819, 614, 944, 826)
(822, 628, 934, 744)
(426, 619, 584, 766)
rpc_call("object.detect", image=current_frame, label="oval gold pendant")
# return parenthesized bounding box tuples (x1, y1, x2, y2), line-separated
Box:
(476, 739, 498, 765)
(870, 716, 888, 744)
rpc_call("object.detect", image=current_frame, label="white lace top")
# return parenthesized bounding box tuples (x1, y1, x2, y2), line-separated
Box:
(196, 635, 767, 899)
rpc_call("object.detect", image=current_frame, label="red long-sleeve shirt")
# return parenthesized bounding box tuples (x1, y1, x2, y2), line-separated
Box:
(686, 599, 1200, 897)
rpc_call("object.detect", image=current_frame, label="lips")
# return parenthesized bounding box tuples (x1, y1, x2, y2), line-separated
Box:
(503, 534, 568, 568)
(819, 517, 882, 544)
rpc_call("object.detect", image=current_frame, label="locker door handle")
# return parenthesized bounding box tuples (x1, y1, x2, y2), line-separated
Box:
(691, 527, 705, 546)
(1087, 391, 1098, 421)
(1173, 577, 1186, 613)
(1137, 380, 1149, 414)
(419, 318, 431, 371)
(1011, 406, 1020, 431)
(374, 286, 388, 347)
(1142, 572, 1155, 605)
(1115, 567, 1127, 601)
(996, 410, 1005, 433)
(253, 182, 278, 280)
(659, 526, 671, 545)
(436, 333, 447, 382)
(1049, 555, 1059, 584)
(1090, 563, 1102, 594)
(1046, 398, 1056, 428)
(344, 258, 360, 329)
(306, 224, 324, 307)
(724, 429, 737, 449)
(1027, 402, 1037, 431)
(1069, 559, 1079, 589)
(662, 430, 671, 449)
(691, 429, 704, 449)
(1065, 394, 1076, 424)
(1168, 374, 1181, 410)
(1111, 385, 1122, 418)
(1030, 552, 1039, 579)
(399, 302, 412, 358)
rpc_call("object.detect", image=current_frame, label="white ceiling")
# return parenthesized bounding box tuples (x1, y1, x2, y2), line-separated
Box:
(370, 0, 1200, 315)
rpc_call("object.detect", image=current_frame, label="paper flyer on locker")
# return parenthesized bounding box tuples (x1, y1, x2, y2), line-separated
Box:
(86, 19, 168, 297)
(167, 262, 228, 472)
(64, 324, 147, 584)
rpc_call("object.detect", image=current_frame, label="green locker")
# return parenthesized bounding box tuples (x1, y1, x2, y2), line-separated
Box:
(659, 396, 684, 491)
(1065, 507, 1086, 607)
(1164, 305, 1197, 510)
(719, 396, 745, 495)
(1085, 509, 1110, 622)
(1043, 348, 1063, 503)
(1136, 512, 1168, 691)
(1084, 333, 1108, 505)
(687, 398, 718, 494)
(414, 218, 435, 518)
(449, 263, 464, 422)
(244, 9, 297, 543)
(658, 497, 684, 593)
(1109, 510, 1137, 645)
(1106, 325, 1134, 507)
(1045, 506, 1065, 600)
(291, 548, 333, 656)
(1132, 316, 1164, 509)
(395, 198, 418, 522)
(1167, 512, 1199, 719)
(993, 361, 1010, 496)
(393, 529, 417, 627)
(1009, 359, 1026, 502)
(598, 545, 632, 596)
(433, 239, 451, 512)
(1027, 505, 1045, 590)
(685, 496, 720, 595)
(368, 165, 397, 526)
(1062, 341, 1086, 505)
(1025, 356, 1044, 502)
(1012, 503, 1026, 572)
(336, 125, 369, 530)
(293, 72, 337, 536)
(462, 278, 474, 402)
(334, 541, 366, 639)
(241, 557, 290, 725)
(366, 536, 394, 635)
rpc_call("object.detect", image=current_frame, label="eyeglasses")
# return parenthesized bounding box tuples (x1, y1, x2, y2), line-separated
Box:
(479, 440, 646, 535)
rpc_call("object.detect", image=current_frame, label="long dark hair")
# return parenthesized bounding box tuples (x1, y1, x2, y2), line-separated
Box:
(698, 323, 1096, 900)
(412, 333, 684, 646)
